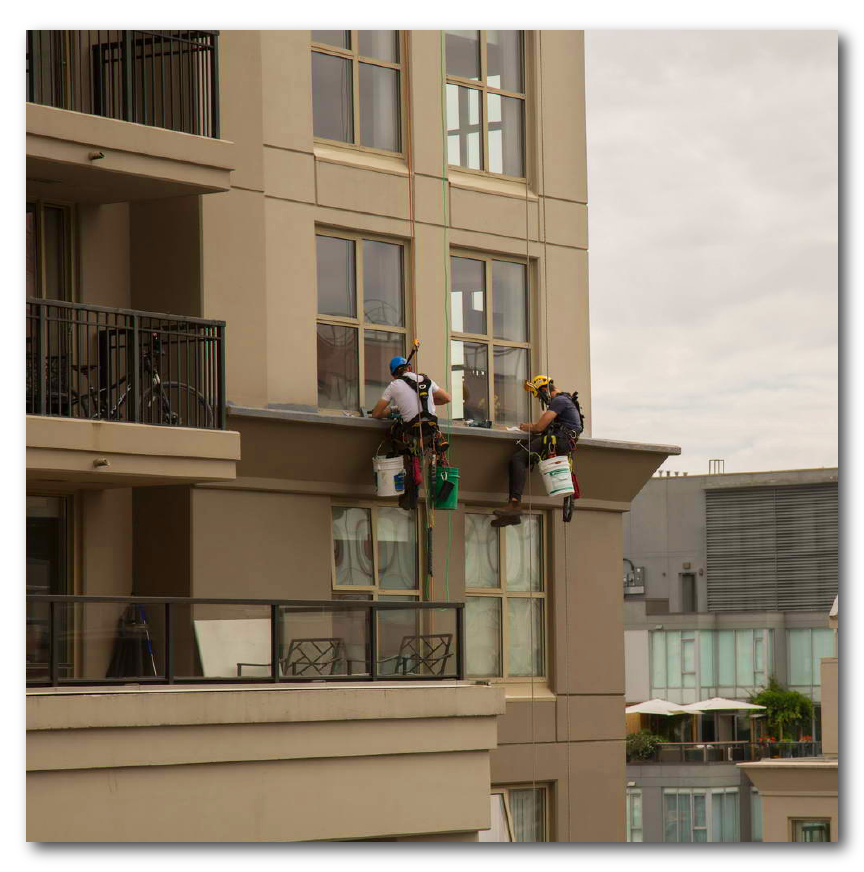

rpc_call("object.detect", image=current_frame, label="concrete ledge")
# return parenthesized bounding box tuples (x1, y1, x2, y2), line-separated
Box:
(26, 682, 507, 731)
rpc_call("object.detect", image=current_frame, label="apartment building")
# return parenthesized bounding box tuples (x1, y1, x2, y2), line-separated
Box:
(25, 30, 676, 842)
(622, 468, 838, 842)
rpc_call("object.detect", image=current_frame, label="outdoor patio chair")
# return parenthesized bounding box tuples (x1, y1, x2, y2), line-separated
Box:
(380, 633, 454, 676)
(236, 637, 347, 677)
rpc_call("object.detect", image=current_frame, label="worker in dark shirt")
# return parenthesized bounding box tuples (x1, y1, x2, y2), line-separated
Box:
(492, 375, 583, 527)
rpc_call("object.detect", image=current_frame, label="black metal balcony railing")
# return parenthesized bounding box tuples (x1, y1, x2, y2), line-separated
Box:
(26, 30, 220, 138)
(26, 299, 226, 430)
(628, 740, 823, 764)
(26, 596, 466, 687)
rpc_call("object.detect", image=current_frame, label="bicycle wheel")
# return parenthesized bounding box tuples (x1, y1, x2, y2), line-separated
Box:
(141, 382, 215, 428)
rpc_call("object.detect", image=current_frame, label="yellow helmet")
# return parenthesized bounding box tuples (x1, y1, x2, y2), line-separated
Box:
(524, 374, 553, 398)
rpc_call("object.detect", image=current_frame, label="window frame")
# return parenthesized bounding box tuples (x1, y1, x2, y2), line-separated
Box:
(445, 30, 528, 181)
(449, 248, 534, 427)
(310, 31, 406, 158)
(26, 199, 76, 302)
(330, 501, 422, 600)
(663, 787, 739, 843)
(485, 784, 550, 842)
(464, 507, 548, 684)
(789, 817, 831, 842)
(315, 227, 411, 413)
(626, 788, 643, 842)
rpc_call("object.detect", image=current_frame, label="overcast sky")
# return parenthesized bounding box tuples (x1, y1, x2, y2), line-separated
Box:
(584, 31, 837, 476)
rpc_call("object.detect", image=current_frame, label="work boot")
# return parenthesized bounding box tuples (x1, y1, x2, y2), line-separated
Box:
(491, 513, 522, 528)
(493, 500, 522, 518)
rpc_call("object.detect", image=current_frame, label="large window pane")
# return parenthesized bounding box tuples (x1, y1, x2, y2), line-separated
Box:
(359, 64, 400, 152)
(363, 240, 403, 326)
(486, 31, 524, 93)
(451, 340, 489, 423)
(788, 628, 812, 686)
(664, 793, 679, 843)
(450, 256, 486, 335)
(505, 515, 541, 591)
(510, 788, 545, 842)
(812, 628, 836, 685)
(793, 820, 830, 842)
(364, 330, 403, 407)
(508, 598, 543, 677)
(717, 630, 735, 686)
(445, 30, 480, 80)
(652, 631, 667, 690)
(488, 93, 524, 177)
(317, 235, 356, 317)
(312, 52, 353, 142)
(699, 630, 715, 688)
(466, 596, 501, 677)
(377, 508, 416, 590)
(317, 324, 358, 410)
(447, 84, 482, 170)
(751, 791, 763, 842)
(494, 345, 529, 427)
(466, 514, 499, 588)
(312, 31, 350, 49)
(492, 260, 528, 342)
(736, 629, 754, 687)
(332, 507, 373, 586)
(666, 631, 682, 688)
(358, 30, 398, 63)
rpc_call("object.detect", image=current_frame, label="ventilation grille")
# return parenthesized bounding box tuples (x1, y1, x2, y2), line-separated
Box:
(706, 483, 838, 612)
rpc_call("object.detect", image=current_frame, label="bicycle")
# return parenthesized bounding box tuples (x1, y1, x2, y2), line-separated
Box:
(69, 331, 216, 428)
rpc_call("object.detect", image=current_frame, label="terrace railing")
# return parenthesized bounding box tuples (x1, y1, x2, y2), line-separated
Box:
(628, 740, 823, 764)
(26, 30, 220, 138)
(26, 596, 466, 687)
(26, 298, 226, 430)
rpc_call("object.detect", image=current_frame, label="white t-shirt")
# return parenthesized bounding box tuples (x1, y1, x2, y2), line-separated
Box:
(381, 372, 440, 422)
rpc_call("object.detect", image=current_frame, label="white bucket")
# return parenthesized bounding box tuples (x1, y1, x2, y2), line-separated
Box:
(373, 455, 406, 497)
(538, 455, 575, 497)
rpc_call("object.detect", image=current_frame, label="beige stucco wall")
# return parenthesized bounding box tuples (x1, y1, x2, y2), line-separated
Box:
(821, 657, 838, 757)
(27, 683, 505, 842)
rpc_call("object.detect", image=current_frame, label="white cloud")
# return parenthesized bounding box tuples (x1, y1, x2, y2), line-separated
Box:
(584, 31, 838, 475)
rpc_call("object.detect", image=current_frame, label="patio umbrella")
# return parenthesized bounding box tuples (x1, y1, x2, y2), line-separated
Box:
(625, 698, 694, 716)
(680, 697, 765, 712)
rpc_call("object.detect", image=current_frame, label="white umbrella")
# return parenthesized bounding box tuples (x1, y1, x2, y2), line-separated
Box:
(626, 698, 694, 716)
(680, 697, 766, 712)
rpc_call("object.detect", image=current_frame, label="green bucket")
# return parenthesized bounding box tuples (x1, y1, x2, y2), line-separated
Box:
(434, 466, 460, 510)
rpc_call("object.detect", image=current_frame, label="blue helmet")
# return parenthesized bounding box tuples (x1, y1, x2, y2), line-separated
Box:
(389, 356, 409, 376)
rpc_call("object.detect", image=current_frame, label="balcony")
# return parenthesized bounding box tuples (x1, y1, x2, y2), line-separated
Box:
(627, 740, 822, 765)
(26, 299, 239, 487)
(26, 31, 233, 203)
(26, 595, 465, 687)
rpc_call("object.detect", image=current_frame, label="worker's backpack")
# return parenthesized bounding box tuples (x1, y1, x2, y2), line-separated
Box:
(400, 373, 437, 424)
(558, 390, 585, 436)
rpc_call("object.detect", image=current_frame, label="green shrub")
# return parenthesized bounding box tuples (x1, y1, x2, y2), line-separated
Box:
(750, 677, 813, 741)
(626, 729, 665, 760)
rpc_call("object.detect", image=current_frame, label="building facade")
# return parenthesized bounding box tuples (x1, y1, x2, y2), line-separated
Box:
(622, 468, 839, 842)
(25, 30, 676, 842)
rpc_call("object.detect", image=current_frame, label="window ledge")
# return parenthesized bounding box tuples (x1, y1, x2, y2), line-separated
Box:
(500, 683, 556, 702)
(314, 142, 409, 177)
(447, 167, 538, 201)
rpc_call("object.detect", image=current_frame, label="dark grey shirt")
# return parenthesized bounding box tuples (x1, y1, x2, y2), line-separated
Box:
(547, 393, 582, 431)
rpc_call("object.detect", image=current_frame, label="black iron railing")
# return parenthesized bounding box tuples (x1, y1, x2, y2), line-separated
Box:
(26, 596, 466, 687)
(26, 30, 220, 138)
(628, 740, 823, 764)
(26, 298, 226, 430)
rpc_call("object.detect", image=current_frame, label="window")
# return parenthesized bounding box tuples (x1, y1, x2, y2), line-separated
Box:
(27, 495, 72, 681)
(650, 628, 774, 703)
(449, 252, 531, 427)
(331, 505, 418, 598)
(311, 31, 402, 153)
(445, 31, 526, 177)
(316, 230, 407, 411)
(480, 786, 548, 842)
(750, 788, 762, 842)
(27, 201, 74, 301)
(788, 627, 836, 700)
(626, 789, 643, 842)
(464, 511, 545, 680)
(791, 819, 830, 842)
(664, 788, 739, 843)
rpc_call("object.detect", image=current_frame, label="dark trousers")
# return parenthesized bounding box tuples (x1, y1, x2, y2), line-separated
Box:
(509, 445, 533, 502)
